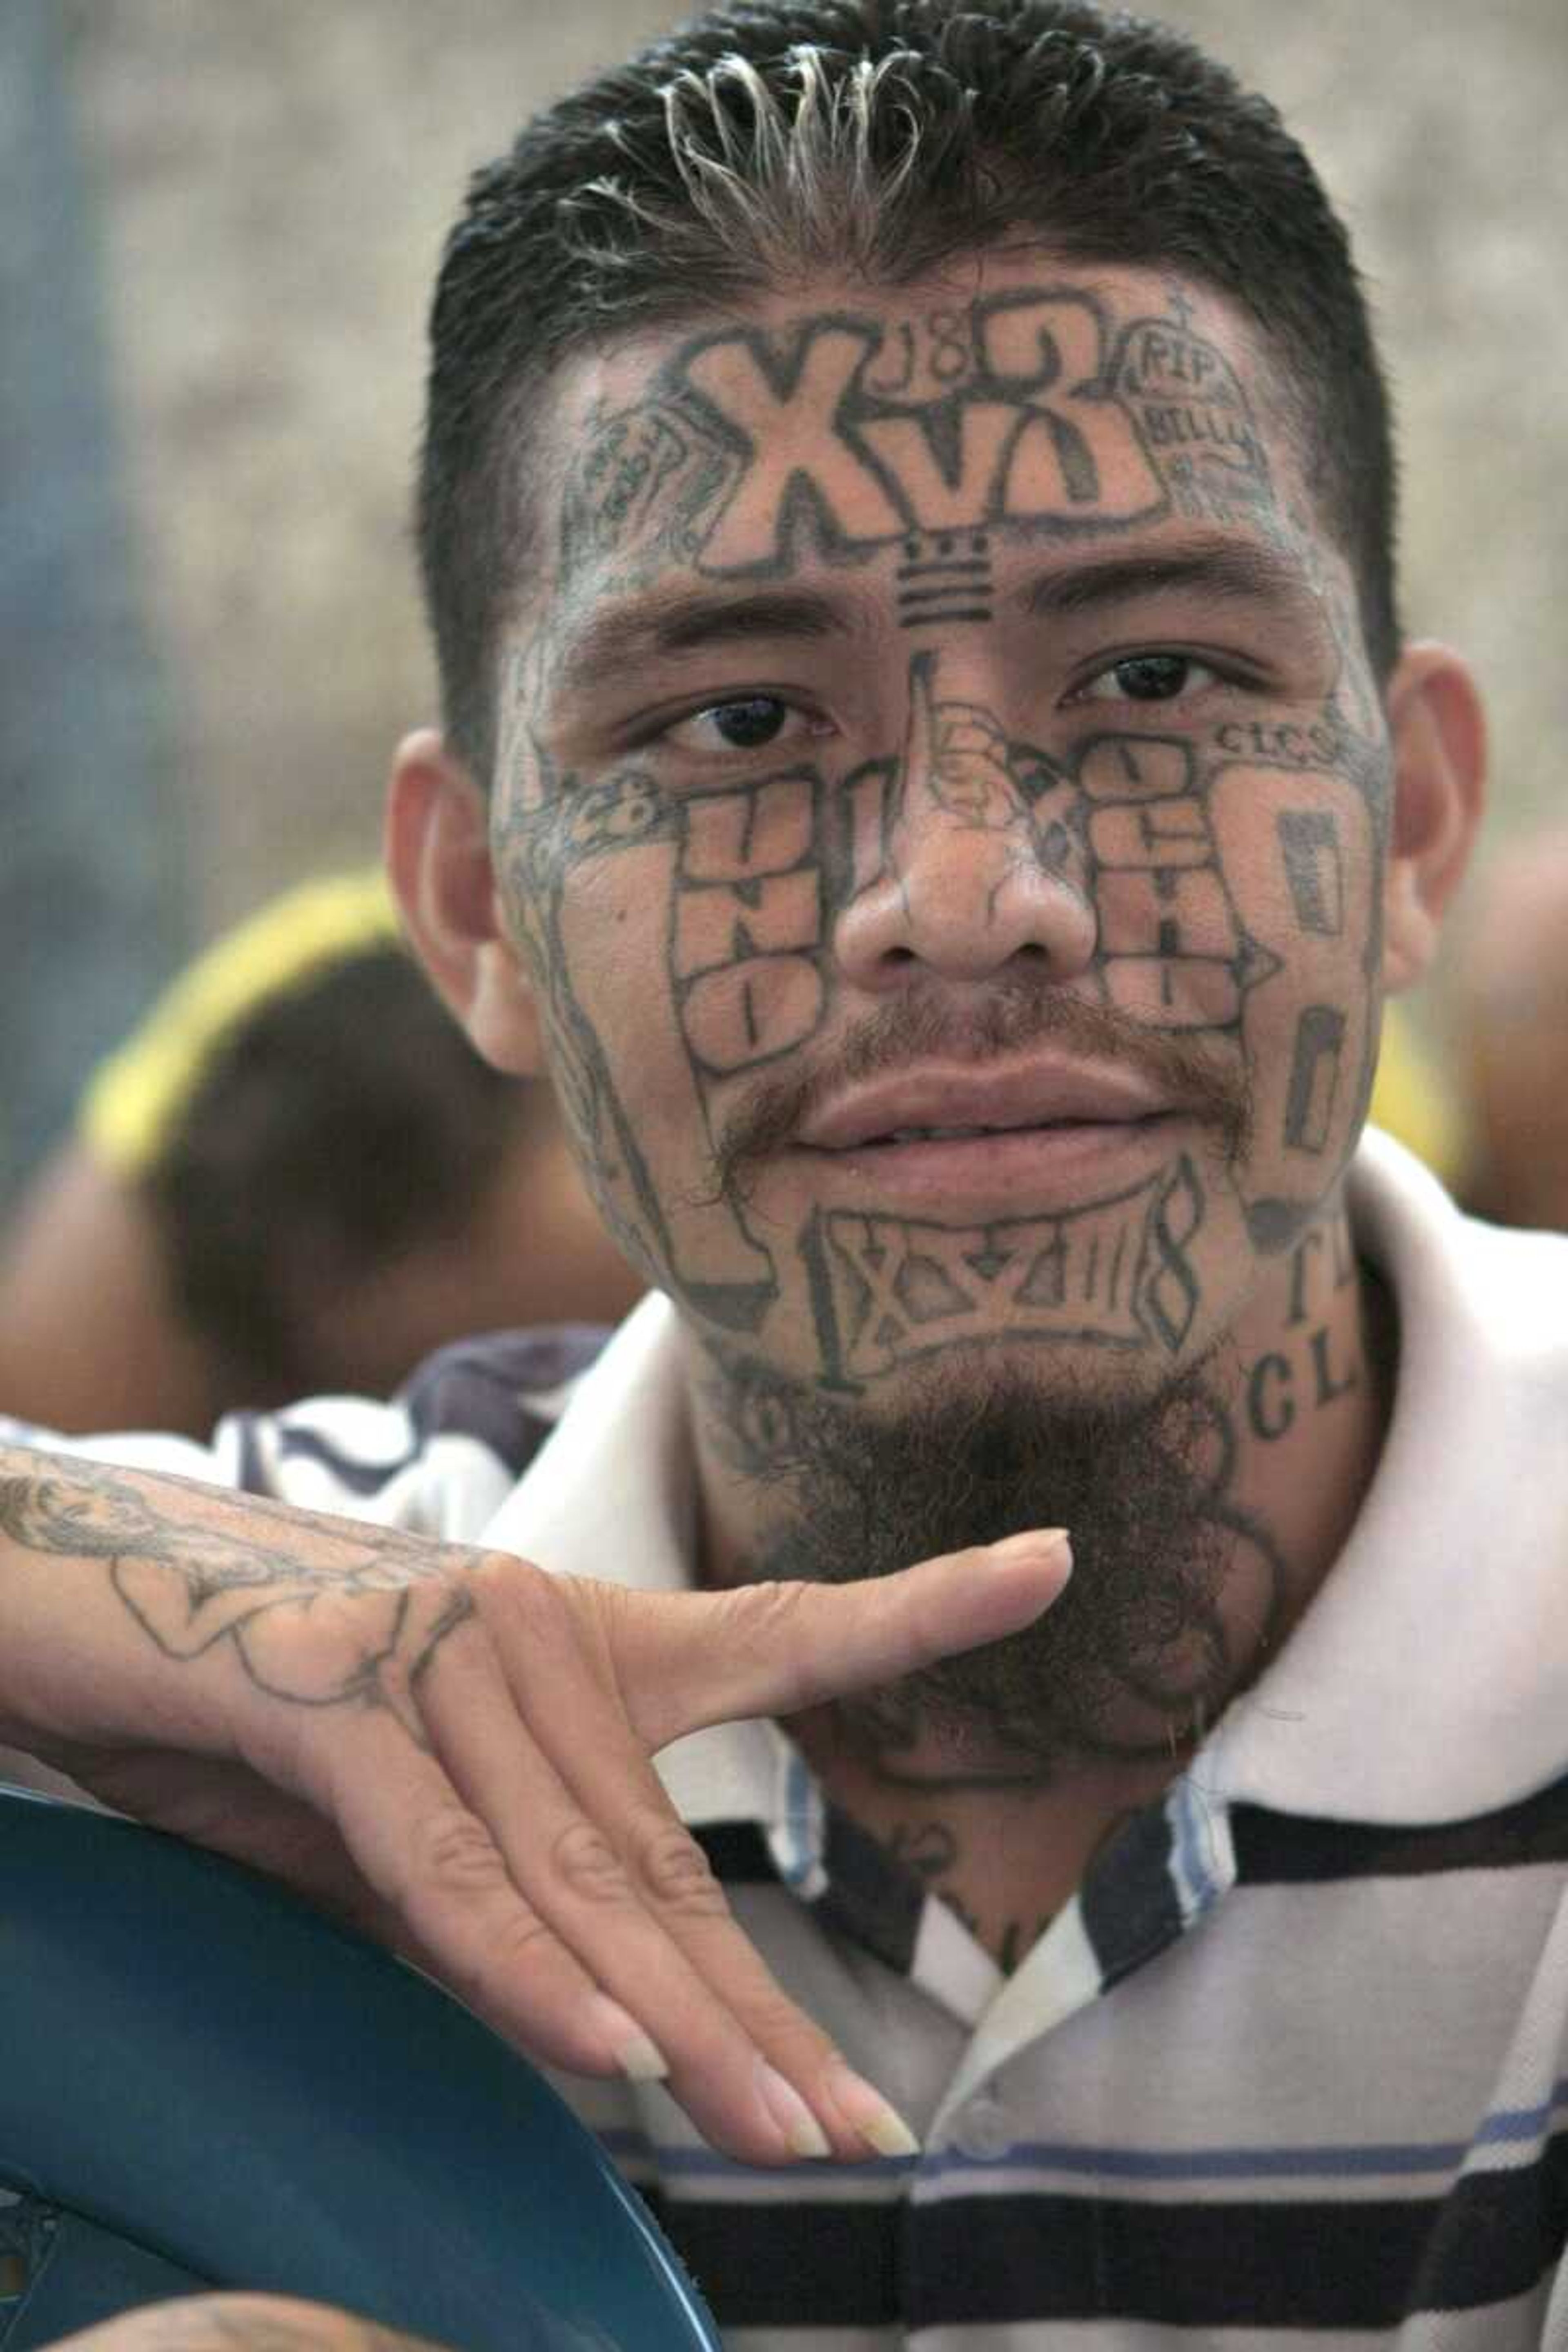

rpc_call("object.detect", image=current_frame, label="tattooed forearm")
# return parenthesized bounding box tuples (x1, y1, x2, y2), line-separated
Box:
(0, 1448, 477, 1741)
(0, 1452, 443, 1588)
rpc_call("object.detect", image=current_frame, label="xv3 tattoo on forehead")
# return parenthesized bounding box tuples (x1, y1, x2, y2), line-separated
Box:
(559, 286, 1274, 595)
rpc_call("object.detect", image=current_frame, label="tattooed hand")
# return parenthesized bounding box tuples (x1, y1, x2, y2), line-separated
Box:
(0, 1446, 1069, 2165)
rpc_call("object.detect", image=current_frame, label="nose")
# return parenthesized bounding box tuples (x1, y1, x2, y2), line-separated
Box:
(834, 653, 1098, 991)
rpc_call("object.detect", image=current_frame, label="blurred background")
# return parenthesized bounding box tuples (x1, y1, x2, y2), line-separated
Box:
(3, 0, 1564, 1210)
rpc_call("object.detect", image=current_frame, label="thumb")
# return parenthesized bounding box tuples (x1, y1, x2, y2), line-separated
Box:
(621, 1528, 1072, 1750)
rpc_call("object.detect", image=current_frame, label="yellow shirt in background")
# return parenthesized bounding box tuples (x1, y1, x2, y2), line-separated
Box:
(80, 871, 399, 1180)
(1367, 1002, 1465, 1189)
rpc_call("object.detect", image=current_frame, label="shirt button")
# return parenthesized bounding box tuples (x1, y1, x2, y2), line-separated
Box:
(953, 2094, 1014, 2161)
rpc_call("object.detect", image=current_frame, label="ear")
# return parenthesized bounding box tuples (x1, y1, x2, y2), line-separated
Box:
(385, 729, 543, 1076)
(1379, 643, 1487, 995)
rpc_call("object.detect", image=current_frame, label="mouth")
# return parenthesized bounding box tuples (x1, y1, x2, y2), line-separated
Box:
(835, 1117, 1159, 1145)
(791, 1060, 1185, 1214)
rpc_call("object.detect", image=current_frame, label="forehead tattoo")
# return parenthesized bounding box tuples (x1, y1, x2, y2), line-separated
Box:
(558, 283, 1275, 606)
(494, 282, 1384, 1394)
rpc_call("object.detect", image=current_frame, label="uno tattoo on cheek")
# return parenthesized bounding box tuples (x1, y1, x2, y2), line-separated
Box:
(673, 771, 828, 1078)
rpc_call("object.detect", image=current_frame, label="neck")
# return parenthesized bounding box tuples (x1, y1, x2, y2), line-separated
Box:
(679, 1193, 1395, 1967)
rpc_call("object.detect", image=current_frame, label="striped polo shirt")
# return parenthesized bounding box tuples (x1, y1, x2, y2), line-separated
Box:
(16, 1129, 1568, 2346)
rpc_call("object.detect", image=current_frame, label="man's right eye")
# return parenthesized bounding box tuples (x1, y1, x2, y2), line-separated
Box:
(662, 695, 817, 754)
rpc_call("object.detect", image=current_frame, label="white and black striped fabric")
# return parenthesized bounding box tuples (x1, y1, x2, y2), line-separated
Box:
(11, 1131, 1568, 2348)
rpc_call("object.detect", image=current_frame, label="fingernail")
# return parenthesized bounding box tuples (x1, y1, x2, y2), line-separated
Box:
(824, 2061, 921, 2158)
(990, 1528, 1071, 1569)
(755, 2061, 832, 2159)
(591, 1994, 669, 2082)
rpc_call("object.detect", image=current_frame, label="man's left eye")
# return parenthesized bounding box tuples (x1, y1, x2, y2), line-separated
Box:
(1079, 653, 1220, 702)
(669, 695, 805, 751)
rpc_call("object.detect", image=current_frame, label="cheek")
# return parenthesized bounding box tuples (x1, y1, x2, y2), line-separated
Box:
(1208, 764, 1381, 1162)
(551, 835, 684, 1078)
(545, 837, 783, 1313)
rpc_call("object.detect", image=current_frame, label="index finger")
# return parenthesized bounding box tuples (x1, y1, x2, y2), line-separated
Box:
(618, 1527, 1072, 1749)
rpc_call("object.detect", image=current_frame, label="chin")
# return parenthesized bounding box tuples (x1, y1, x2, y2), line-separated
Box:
(834, 1333, 1201, 1449)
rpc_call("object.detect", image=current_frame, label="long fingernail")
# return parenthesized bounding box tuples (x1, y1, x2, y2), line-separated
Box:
(755, 2061, 832, 2159)
(591, 1994, 669, 2082)
(824, 2060, 921, 2158)
(990, 1528, 1072, 1570)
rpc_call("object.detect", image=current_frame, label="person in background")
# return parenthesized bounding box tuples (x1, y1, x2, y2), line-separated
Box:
(0, 871, 642, 1433)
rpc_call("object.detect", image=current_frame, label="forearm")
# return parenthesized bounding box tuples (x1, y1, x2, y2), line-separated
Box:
(0, 1441, 194, 1757)
(0, 1442, 447, 1761)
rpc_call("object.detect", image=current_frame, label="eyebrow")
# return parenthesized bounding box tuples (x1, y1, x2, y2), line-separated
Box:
(552, 584, 855, 698)
(1021, 537, 1317, 623)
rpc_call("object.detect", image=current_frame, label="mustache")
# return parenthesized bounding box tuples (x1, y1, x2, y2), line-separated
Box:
(700, 983, 1253, 1213)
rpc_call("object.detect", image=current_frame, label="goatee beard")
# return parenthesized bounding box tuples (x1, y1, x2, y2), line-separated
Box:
(714, 1348, 1280, 1779)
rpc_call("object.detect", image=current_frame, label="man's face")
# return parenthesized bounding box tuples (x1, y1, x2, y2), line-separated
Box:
(488, 254, 1391, 1411)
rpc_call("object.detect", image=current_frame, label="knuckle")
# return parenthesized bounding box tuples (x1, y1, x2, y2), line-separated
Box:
(633, 1822, 728, 1918)
(447, 1904, 557, 2010)
(550, 1821, 633, 1904)
(481, 1904, 559, 1976)
(474, 1552, 570, 1639)
(408, 1804, 510, 1897)
(746, 1987, 829, 2053)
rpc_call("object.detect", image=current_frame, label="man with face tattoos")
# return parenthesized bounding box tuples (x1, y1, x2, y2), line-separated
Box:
(2, 5, 1566, 2342)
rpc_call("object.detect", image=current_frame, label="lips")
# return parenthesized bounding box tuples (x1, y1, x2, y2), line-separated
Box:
(796, 1057, 1174, 1153)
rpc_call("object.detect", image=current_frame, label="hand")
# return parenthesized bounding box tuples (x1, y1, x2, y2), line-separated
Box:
(0, 1447, 1070, 2163)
